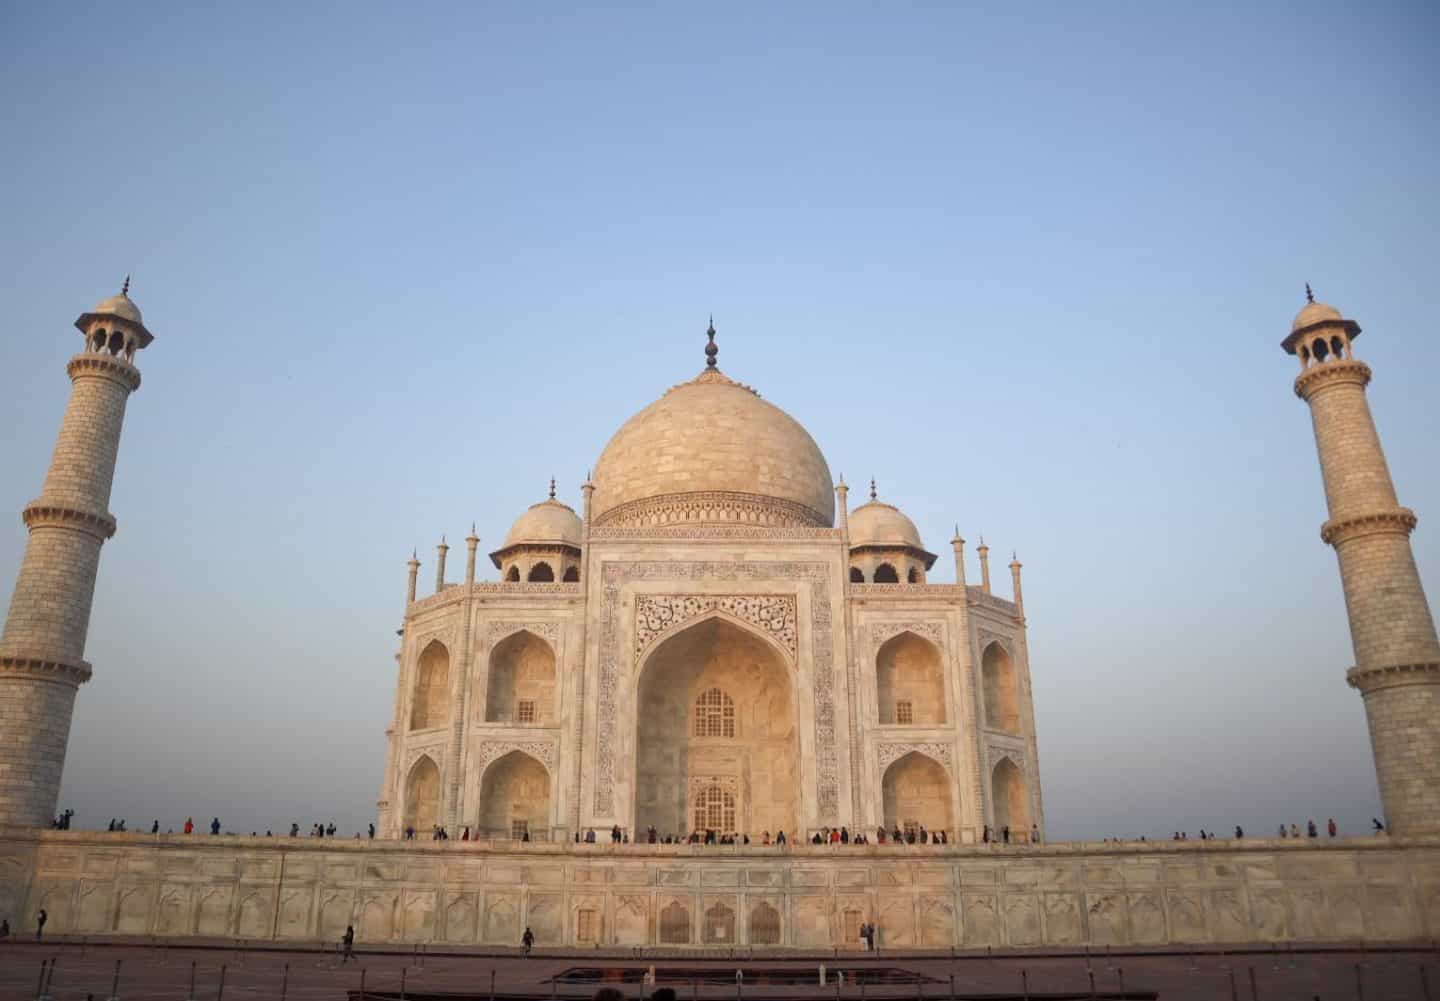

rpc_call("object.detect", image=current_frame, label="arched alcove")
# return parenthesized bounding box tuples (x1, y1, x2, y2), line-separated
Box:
(991, 757, 1030, 833)
(876, 631, 945, 725)
(527, 562, 554, 582)
(849, 566, 864, 583)
(404, 756, 441, 834)
(410, 640, 450, 731)
(635, 617, 797, 838)
(704, 901, 736, 944)
(478, 750, 550, 839)
(749, 902, 781, 945)
(881, 752, 954, 835)
(562, 566, 580, 582)
(660, 901, 691, 944)
(486, 630, 556, 724)
(873, 563, 899, 583)
(981, 642, 1020, 732)
(505, 566, 520, 582)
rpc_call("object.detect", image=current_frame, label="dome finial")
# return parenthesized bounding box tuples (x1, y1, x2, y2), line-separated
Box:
(1305, 282, 1315, 304)
(549, 476, 556, 500)
(121, 275, 130, 297)
(705, 316, 718, 369)
(869, 477, 877, 501)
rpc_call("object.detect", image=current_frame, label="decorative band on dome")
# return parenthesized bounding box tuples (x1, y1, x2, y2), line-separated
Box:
(592, 490, 831, 530)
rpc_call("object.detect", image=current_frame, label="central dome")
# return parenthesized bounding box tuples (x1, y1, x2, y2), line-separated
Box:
(592, 368, 834, 528)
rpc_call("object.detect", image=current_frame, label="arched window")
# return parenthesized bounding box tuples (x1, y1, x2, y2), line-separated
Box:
(562, 566, 579, 582)
(505, 566, 520, 582)
(660, 901, 691, 944)
(410, 640, 450, 730)
(907, 566, 921, 583)
(693, 687, 736, 737)
(749, 902, 781, 945)
(527, 562, 554, 582)
(693, 784, 736, 832)
(849, 567, 864, 583)
(873, 563, 899, 583)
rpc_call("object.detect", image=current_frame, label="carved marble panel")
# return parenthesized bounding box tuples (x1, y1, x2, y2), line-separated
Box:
(476, 739, 556, 774)
(635, 594, 797, 661)
(870, 621, 944, 650)
(485, 620, 560, 649)
(877, 741, 954, 773)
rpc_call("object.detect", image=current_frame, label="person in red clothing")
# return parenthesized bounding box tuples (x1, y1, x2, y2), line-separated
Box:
(1327, 818, 1338, 837)
(183, 817, 194, 835)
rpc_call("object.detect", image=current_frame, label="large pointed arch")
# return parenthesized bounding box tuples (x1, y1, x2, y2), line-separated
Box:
(477, 749, 551, 839)
(633, 615, 799, 839)
(486, 629, 556, 724)
(991, 755, 1031, 833)
(410, 639, 450, 731)
(881, 750, 954, 836)
(981, 641, 1020, 732)
(404, 754, 441, 834)
(876, 630, 945, 725)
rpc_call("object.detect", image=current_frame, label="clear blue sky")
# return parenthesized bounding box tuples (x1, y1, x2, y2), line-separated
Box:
(1, 3, 1436, 839)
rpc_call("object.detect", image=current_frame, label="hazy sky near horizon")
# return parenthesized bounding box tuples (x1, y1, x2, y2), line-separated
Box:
(1, 3, 1437, 840)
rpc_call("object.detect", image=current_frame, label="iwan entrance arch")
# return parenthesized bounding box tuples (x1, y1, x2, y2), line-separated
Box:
(633, 615, 799, 838)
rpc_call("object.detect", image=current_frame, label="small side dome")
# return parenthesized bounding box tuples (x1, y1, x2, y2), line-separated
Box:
(504, 498, 581, 548)
(849, 500, 924, 550)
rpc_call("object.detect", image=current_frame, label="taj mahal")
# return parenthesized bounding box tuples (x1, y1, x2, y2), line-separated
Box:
(0, 287, 1436, 950)
(377, 322, 1040, 847)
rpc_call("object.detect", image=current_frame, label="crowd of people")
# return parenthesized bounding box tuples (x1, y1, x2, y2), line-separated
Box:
(50, 808, 1392, 845)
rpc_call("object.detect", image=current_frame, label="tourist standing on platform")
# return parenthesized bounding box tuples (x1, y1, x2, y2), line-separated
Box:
(36, 909, 46, 940)
(341, 924, 355, 963)
(522, 926, 534, 955)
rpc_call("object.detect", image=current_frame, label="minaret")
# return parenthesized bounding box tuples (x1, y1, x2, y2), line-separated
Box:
(0, 282, 153, 829)
(1285, 289, 1440, 835)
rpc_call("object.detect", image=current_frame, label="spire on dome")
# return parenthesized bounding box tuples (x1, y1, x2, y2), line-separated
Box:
(549, 476, 556, 500)
(705, 316, 718, 369)
(869, 477, 877, 502)
(1305, 283, 1314, 303)
(121, 275, 130, 297)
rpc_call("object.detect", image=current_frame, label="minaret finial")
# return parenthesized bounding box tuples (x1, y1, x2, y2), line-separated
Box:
(121, 275, 130, 297)
(1305, 282, 1315, 304)
(705, 316, 718, 369)
(869, 477, 877, 501)
(549, 476, 556, 500)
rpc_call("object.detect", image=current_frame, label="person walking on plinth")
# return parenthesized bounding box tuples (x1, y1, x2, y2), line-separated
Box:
(36, 909, 46, 940)
(522, 926, 535, 956)
(1327, 817, 1337, 837)
(341, 924, 355, 963)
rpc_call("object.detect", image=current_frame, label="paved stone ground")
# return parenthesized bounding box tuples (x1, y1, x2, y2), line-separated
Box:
(0, 942, 1436, 1000)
